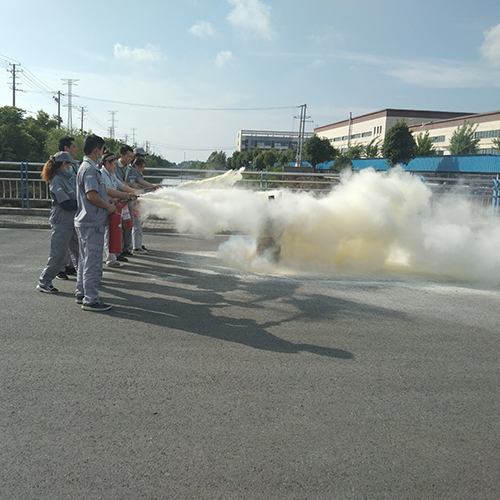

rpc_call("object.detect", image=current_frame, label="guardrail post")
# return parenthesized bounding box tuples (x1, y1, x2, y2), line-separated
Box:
(265, 170, 268, 191)
(24, 162, 29, 208)
(493, 179, 499, 215)
(20, 162, 25, 208)
(260, 171, 263, 190)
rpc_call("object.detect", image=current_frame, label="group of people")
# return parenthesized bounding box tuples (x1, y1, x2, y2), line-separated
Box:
(36, 134, 161, 312)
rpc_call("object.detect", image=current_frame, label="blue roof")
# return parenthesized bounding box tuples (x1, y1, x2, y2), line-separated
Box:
(348, 155, 500, 174)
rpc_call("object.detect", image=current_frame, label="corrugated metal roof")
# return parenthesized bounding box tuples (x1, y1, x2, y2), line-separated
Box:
(348, 155, 500, 173)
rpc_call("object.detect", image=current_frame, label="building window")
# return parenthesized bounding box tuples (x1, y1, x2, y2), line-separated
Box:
(478, 148, 498, 154)
(342, 136, 349, 141)
(374, 126, 382, 135)
(430, 135, 445, 143)
(362, 131, 372, 137)
(333, 137, 341, 142)
(475, 130, 500, 139)
(351, 133, 361, 139)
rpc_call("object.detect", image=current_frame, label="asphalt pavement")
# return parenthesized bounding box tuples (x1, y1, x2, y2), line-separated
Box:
(0, 227, 499, 499)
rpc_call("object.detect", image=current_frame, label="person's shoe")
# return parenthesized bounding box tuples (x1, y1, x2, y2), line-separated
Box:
(106, 261, 123, 267)
(133, 248, 147, 254)
(36, 283, 59, 294)
(116, 254, 129, 262)
(76, 295, 84, 304)
(65, 266, 77, 276)
(56, 271, 68, 280)
(121, 250, 133, 257)
(142, 245, 148, 251)
(82, 301, 112, 312)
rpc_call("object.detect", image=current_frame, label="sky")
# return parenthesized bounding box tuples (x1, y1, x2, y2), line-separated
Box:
(1, 0, 500, 164)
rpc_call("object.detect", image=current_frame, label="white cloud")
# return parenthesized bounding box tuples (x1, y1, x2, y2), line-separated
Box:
(479, 23, 500, 68)
(227, 0, 277, 40)
(310, 58, 325, 69)
(189, 21, 215, 37)
(113, 43, 162, 63)
(215, 51, 235, 68)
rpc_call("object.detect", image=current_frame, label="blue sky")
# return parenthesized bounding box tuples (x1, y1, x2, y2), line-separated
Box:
(1, 0, 500, 163)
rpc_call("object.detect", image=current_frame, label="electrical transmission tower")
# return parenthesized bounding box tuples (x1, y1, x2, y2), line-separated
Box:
(108, 110, 118, 139)
(7, 63, 23, 106)
(61, 79, 79, 129)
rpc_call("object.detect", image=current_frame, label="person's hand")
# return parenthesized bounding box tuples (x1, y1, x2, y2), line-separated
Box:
(127, 193, 137, 201)
(106, 203, 117, 214)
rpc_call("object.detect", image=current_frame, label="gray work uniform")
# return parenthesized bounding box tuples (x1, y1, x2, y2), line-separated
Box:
(74, 158, 109, 306)
(38, 169, 79, 287)
(129, 169, 144, 249)
(101, 167, 126, 265)
(115, 159, 134, 252)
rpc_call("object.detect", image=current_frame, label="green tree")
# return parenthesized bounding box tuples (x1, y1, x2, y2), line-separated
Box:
(0, 106, 38, 161)
(449, 121, 480, 155)
(492, 136, 500, 152)
(414, 131, 437, 157)
(263, 149, 277, 168)
(303, 134, 337, 168)
(205, 150, 227, 169)
(253, 151, 266, 170)
(381, 120, 416, 167)
(364, 137, 382, 158)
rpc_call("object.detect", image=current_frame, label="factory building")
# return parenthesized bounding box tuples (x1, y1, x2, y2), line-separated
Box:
(237, 130, 313, 153)
(314, 109, 500, 155)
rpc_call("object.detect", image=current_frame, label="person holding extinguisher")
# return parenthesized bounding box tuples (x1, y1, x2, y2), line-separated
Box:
(100, 152, 141, 267)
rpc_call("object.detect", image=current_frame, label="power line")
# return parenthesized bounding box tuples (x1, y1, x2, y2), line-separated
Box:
(74, 94, 297, 111)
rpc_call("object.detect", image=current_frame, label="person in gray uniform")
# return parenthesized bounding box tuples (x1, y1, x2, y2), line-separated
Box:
(36, 151, 80, 294)
(100, 152, 141, 267)
(115, 145, 135, 259)
(56, 135, 80, 280)
(74, 135, 134, 312)
(127, 157, 160, 254)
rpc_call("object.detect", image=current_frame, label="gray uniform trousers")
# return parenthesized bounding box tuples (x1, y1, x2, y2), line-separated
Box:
(132, 213, 143, 249)
(39, 224, 79, 287)
(76, 226, 105, 305)
(122, 200, 134, 253)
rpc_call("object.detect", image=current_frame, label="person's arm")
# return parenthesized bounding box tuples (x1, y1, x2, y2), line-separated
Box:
(137, 178, 161, 190)
(60, 199, 77, 211)
(106, 187, 137, 201)
(86, 190, 117, 214)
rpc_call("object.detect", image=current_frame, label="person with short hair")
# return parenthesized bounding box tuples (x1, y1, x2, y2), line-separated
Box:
(36, 151, 79, 294)
(74, 135, 134, 311)
(115, 145, 136, 259)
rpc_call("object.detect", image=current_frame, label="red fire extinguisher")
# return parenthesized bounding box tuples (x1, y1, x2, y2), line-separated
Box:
(108, 210, 122, 254)
(121, 203, 134, 229)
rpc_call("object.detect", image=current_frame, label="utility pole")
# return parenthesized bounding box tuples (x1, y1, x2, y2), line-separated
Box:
(62, 79, 79, 129)
(131, 128, 137, 146)
(108, 110, 118, 139)
(7, 63, 23, 107)
(53, 90, 63, 127)
(124, 134, 129, 144)
(295, 104, 308, 168)
(79, 106, 87, 133)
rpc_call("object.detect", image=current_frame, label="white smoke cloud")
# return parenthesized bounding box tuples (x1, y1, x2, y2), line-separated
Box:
(215, 50, 235, 68)
(480, 23, 500, 68)
(140, 168, 500, 285)
(113, 43, 162, 62)
(226, 0, 277, 40)
(189, 21, 215, 37)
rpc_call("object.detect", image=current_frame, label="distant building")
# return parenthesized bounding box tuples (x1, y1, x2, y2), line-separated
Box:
(408, 110, 500, 155)
(237, 130, 313, 153)
(315, 109, 476, 154)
